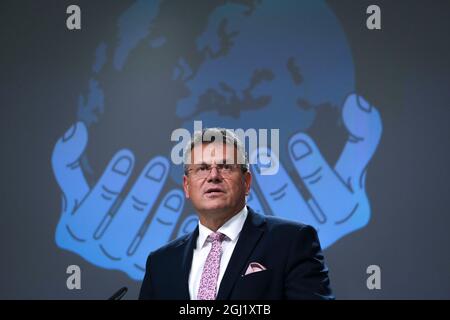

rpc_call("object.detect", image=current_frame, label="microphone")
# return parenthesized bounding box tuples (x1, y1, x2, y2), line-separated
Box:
(108, 287, 128, 300)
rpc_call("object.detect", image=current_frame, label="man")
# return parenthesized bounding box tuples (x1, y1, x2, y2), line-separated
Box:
(139, 128, 333, 300)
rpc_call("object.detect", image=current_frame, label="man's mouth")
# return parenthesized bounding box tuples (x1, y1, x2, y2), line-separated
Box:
(204, 187, 225, 195)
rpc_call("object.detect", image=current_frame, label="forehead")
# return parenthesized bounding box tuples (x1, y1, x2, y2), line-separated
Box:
(190, 142, 237, 163)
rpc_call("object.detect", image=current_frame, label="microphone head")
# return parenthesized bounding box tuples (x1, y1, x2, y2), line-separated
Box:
(108, 286, 128, 300)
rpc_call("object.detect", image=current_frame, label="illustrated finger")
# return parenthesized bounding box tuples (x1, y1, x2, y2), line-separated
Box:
(247, 188, 266, 215)
(66, 149, 134, 242)
(51, 122, 90, 211)
(98, 156, 169, 260)
(177, 214, 199, 238)
(335, 93, 383, 190)
(250, 147, 318, 226)
(289, 132, 357, 224)
(130, 189, 184, 271)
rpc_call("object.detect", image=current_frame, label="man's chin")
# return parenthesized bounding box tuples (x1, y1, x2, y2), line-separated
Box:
(198, 200, 229, 213)
(202, 203, 227, 211)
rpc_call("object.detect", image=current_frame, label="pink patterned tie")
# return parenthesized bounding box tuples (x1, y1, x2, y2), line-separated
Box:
(197, 232, 226, 300)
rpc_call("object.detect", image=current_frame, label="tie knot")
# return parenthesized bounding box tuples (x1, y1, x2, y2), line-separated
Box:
(208, 232, 226, 243)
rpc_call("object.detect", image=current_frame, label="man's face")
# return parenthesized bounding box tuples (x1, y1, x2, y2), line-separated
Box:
(183, 142, 251, 216)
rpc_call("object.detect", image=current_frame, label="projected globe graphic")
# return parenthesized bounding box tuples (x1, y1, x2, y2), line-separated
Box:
(52, 0, 382, 280)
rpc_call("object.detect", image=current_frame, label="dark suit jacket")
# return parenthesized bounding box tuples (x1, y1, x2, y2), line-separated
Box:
(139, 206, 334, 300)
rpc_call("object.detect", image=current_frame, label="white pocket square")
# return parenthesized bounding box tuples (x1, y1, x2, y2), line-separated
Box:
(244, 262, 267, 276)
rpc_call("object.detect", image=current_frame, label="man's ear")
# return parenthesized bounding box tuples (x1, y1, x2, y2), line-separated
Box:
(244, 171, 252, 195)
(183, 175, 190, 198)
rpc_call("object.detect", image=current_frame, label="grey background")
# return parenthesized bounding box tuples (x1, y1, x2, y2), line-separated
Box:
(1, 0, 450, 299)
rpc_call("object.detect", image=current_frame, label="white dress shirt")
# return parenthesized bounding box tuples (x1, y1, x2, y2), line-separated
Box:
(188, 206, 248, 300)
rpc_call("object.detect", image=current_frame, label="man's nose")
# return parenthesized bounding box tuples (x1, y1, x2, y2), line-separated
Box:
(207, 166, 222, 182)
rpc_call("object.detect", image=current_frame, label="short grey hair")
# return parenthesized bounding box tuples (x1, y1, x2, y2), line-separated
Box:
(183, 127, 249, 175)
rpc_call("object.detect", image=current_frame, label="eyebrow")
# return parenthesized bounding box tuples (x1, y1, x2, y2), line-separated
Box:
(195, 159, 236, 165)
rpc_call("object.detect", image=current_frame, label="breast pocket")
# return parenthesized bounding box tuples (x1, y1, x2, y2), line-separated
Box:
(232, 269, 273, 300)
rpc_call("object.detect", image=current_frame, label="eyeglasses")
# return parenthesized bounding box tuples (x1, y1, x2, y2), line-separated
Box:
(186, 163, 241, 179)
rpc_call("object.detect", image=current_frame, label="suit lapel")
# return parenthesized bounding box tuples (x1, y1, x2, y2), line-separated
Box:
(179, 226, 198, 300)
(216, 207, 266, 300)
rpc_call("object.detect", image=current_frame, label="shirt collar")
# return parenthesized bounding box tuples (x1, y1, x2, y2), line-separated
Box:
(197, 205, 248, 249)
